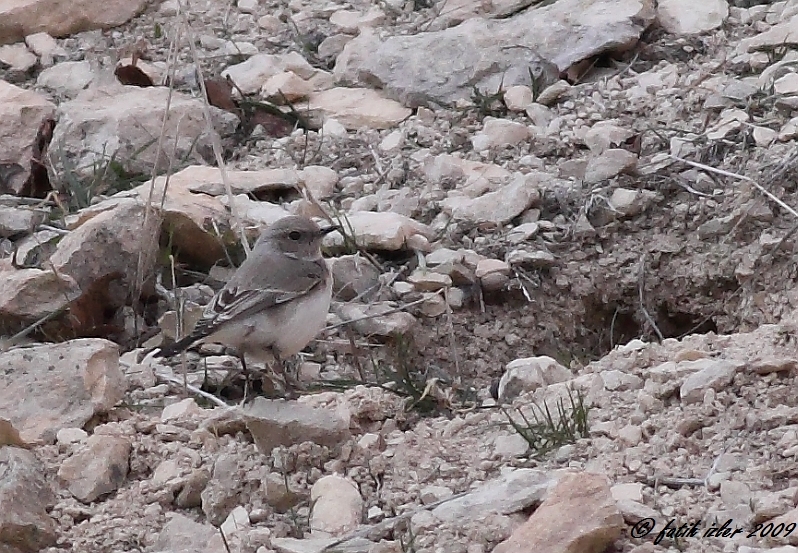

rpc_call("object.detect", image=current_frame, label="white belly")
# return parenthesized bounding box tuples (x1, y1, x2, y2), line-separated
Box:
(210, 279, 332, 361)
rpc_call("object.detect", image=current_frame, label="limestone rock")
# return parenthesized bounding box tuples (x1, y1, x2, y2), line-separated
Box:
(0, 0, 150, 44)
(680, 359, 744, 404)
(0, 447, 57, 551)
(584, 149, 638, 184)
(475, 259, 511, 291)
(0, 81, 56, 194)
(0, 268, 80, 333)
(25, 32, 64, 65)
(57, 434, 131, 502)
(49, 200, 158, 318)
(657, 0, 728, 35)
(220, 53, 275, 91)
(36, 60, 95, 97)
(0, 339, 125, 443)
(310, 475, 363, 537)
(442, 172, 545, 225)
(608, 188, 657, 217)
(201, 453, 243, 526)
(493, 472, 623, 553)
(0, 205, 45, 238)
(433, 468, 558, 523)
(336, 302, 417, 337)
(329, 254, 382, 301)
(182, 164, 337, 201)
(0, 43, 36, 72)
(408, 269, 452, 291)
(154, 513, 217, 552)
(423, 154, 512, 197)
(471, 117, 531, 151)
(325, 211, 433, 251)
(306, 87, 411, 130)
(583, 121, 636, 154)
(241, 397, 352, 454)
(334, 0, 654, 107)
(498, 356, 573, 401)
(51, 85, 239, 179)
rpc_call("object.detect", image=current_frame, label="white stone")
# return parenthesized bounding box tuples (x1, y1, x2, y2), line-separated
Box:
(420, 485, 454, 505)
(37, 61, 95, 96)
(379, 130, 404, 152)
(471, 117, 531, 151)
(161, 398, 203, 422)
(657, 0, 728, 35)
(220, 506, 250, 537)
(0, 44, 36, 72)
(504, 85, 533, 111)
(324, 211, 433, 251)
(25, 32, 64, 65)
(238, 0, 258, 13)
(56, 427, 88, 445)
(307, 87, 411, 130)
(775, 72, 798, 95)
(680, 359, 744, 404)
(261, 71, 313, 102)
(498, 356, 572, 401)
(222, 53, 285, 94)
(310, 475, 363, 537)
(584, 149, 638, 184)
(322, 118, 348, 137)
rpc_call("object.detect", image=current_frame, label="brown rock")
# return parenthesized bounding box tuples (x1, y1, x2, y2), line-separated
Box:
(132, 177, 229, 266)
(493, 472, 623, 553)
(49, 200, 159, 320)
(0, 268, 80, 334)
(175, 468, 211, 509)
(57, 434, 131, 502)
(752, 357, 798, 375)
(0, 447, 57, 551)
(0, 0, 149, 44)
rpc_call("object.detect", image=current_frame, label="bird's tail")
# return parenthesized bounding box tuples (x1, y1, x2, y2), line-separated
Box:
(153, 334, 200, 357)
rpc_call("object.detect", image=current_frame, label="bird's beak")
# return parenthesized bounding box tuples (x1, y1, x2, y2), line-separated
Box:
(319, 225, 340, 235)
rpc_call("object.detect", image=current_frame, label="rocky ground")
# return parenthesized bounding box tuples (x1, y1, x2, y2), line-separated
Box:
(3, 0, 798, 552)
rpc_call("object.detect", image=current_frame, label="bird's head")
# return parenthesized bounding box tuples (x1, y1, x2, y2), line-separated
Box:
(261, 215, 337, 258)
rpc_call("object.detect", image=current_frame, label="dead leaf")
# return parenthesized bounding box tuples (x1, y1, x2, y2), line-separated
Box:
(114, 64, 154, 87)
(205, 78, 239, 113)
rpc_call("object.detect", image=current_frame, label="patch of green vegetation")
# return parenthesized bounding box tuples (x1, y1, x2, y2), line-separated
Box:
(502, 386, 590, 458)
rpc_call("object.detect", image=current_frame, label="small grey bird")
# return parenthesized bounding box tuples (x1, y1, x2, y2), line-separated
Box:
(156, 215, 335, 383)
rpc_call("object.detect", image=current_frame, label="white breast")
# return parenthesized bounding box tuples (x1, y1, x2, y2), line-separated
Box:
(271, 277, 333, 358)
(205, 275, 332, 362)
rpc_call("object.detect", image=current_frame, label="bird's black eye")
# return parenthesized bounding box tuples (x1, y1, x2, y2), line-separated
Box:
(288, 231, 301, 241)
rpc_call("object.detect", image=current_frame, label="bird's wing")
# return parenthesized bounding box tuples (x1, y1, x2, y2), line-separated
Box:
(192, 279, 319, 340)
(156, 257, 328, 358)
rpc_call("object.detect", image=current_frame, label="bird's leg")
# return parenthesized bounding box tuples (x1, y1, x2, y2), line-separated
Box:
(239, 352, 251, 405)
(272, 352, 300, 400)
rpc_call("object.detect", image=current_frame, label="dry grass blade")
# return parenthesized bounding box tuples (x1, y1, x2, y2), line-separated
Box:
(176, 0, 250, 256)
(669, 154, 798, 220)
